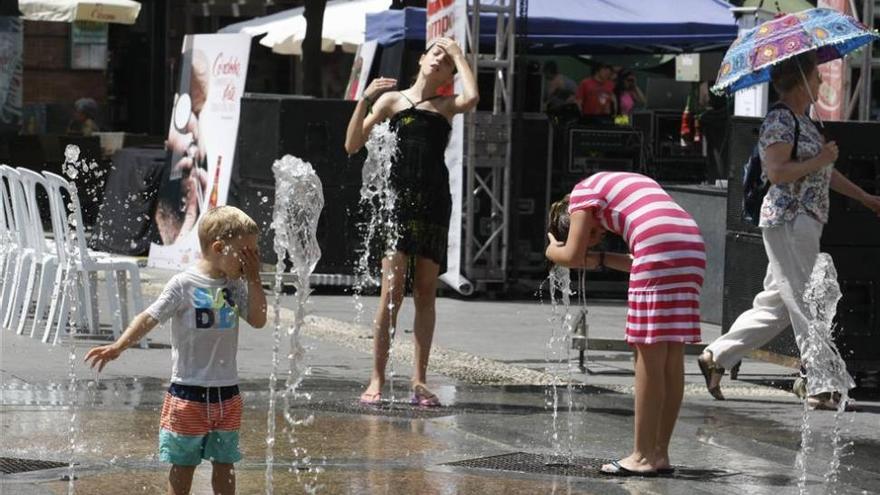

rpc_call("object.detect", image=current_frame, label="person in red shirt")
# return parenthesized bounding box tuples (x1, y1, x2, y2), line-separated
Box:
(576, 64, 616, 116)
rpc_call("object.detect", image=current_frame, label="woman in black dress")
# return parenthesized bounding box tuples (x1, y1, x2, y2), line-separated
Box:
(345, 38, 479, 406)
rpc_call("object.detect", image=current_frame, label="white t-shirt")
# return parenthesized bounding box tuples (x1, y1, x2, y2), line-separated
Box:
(145, 267, 249, 387)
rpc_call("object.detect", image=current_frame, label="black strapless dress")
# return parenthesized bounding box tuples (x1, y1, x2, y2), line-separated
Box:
(387, 106, 452, 269)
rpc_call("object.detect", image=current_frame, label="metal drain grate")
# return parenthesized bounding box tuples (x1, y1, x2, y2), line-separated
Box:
(292, 400, 544, 419)
(0, 457, 68, 475)
(445, 452, 794, 484)
(444, 452, 611, 478)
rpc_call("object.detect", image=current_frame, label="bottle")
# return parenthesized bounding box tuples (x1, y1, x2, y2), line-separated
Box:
(208, 155, 222, 209)
(679, 95, 692, 147)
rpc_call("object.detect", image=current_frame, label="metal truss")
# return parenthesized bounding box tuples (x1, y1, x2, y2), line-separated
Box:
(463, 0, 516, 284)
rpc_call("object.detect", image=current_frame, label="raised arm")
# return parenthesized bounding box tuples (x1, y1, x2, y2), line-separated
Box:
(764, 140, 837, 185)
(84, 313, 159, 372)
(545, 210, 593, 267)
(433, 37, 479, 113)
(241, 245, 267, 328)
(344, 78, 397, 154)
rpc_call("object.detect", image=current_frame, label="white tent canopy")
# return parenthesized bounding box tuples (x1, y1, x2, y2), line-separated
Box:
(220, 0, 389, 55)
(19, 0, 142, 25)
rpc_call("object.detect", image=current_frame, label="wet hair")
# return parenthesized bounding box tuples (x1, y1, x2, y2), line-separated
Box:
(548, 194, 571, 243)
(770, 52, 818, 94)
(198, 205, 259, 253)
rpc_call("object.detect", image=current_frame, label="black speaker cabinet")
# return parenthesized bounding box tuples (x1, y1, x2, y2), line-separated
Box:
(723, 231, 880, 371)
(509, 115, 550, 276)
(234, 94, 364, 185)
(725, 116, 763, 235)
(231, 95, 366, 275)
(819, 120, 880, 247)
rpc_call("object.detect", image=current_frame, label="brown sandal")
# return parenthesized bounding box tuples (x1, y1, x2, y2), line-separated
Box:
(698, 350, 726, 401)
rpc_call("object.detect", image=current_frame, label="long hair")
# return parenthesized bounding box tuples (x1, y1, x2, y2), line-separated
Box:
(548, 194, 571, 243)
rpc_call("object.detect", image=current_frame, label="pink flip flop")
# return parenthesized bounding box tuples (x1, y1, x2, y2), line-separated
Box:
(410, 385, 441, 407)
(359, 391, 382, 405)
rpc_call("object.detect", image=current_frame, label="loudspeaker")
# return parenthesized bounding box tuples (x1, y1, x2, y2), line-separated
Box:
(566, 127, 643, 175)
(509, 116, 550, 275)
(723, 232, 880, 371)
(231, 95, 366, 274)
(819, 120, 880, 247)
(725, 115, 764, 235)
(235, 95, 363, 185)
(651, 157, 707, 184)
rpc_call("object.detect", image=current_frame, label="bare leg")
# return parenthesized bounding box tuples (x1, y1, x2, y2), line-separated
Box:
(411, 256, 440, 388)
(654, 343, 684, 470)
(363, 252, 408, 397)
(603, 343, 667, 473)
(167, 465, 196, 495)
(211, 462, 235, 495)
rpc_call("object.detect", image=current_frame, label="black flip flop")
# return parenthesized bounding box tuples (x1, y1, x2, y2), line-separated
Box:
(600, 460, 658, 478)
(657, 467, 675, 476)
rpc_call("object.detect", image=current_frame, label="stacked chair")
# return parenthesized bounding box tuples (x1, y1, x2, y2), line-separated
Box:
(0, 164, 146, 347)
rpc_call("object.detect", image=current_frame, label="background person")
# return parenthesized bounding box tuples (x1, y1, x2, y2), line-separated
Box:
(615, 70, 646, 116)
(66, 97, 100, 136)
(576, 63, 616, 117)
(698, 52, 880, 409)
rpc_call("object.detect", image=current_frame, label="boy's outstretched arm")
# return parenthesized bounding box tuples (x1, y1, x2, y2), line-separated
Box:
(84, 313, 159, 372)
(242, 246, 268, 328)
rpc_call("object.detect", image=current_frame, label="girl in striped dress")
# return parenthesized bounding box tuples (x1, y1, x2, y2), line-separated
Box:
(546, 171, 705, 477)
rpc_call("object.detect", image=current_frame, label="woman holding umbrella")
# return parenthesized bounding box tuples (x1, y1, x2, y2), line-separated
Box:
(700, 10, 880, 409)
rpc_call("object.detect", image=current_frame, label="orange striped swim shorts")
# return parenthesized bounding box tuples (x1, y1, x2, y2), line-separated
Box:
(158, 384, 242, 466)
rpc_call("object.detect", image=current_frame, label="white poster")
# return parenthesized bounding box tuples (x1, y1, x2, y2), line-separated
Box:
(345, 40, 378, 101)
(427, 0, 470, 293)
(148, 33, 251, 270)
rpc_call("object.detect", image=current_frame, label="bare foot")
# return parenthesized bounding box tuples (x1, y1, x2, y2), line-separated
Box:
(363, 379, 383, 397)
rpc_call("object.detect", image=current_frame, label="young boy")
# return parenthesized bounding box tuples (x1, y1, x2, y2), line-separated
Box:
(85, 205, 267, 495)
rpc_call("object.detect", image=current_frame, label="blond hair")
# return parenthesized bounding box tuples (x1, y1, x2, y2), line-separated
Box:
(198, 205, 259, 253)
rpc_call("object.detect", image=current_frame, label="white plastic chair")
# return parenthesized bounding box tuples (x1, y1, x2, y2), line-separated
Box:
(13, 168, 61, 337)
(0, 166, 35, 332)
(41, 171, 146, 347)
(0, 167, 18, 315)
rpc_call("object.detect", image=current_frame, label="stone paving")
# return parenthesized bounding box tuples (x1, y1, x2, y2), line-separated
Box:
(1, 269, 878, 494)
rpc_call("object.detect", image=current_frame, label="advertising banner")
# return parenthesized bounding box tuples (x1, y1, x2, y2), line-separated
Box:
(345, 40, 378, 100)
(426, 0, 470, 293)
(815, 0, 850, 121)
(148, 33, 251, 269)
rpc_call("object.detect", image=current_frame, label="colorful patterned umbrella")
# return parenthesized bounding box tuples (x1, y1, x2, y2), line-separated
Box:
(712, 8, 879, 95)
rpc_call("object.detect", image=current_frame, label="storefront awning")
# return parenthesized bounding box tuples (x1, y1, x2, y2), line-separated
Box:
(18, 0, 141, 25)
(219, 0, 390, 55)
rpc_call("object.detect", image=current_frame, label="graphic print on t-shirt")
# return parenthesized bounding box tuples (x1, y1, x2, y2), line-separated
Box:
(191, 287, 239, 330)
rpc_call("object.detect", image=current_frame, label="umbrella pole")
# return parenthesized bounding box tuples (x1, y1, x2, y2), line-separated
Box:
(797, 59, 825, 129)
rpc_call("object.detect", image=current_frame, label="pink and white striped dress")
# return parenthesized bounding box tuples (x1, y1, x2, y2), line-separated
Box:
(568, 172, 705, 344)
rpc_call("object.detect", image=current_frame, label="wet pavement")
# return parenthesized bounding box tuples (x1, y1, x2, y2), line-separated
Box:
(2, 271, 879, 494)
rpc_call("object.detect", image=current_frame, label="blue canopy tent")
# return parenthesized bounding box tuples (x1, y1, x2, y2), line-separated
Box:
(366, 0, 738, 53)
